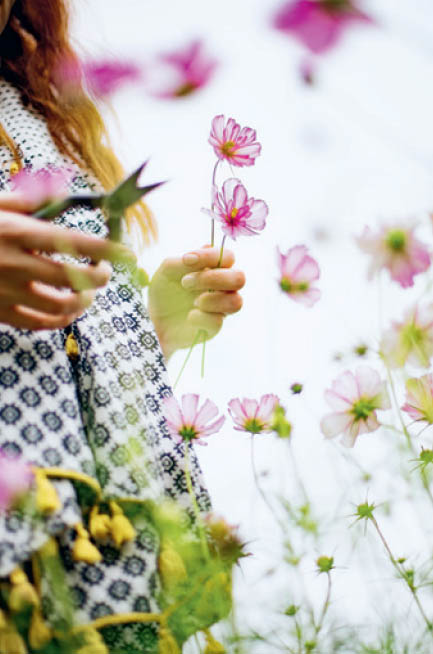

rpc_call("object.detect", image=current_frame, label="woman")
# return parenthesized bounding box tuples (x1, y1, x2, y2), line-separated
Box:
(0, 1, 245, 652)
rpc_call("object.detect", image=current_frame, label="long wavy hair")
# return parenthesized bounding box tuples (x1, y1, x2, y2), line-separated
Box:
(0, 0, 156, 242)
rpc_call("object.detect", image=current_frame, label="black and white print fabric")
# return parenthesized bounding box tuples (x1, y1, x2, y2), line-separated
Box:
(0, 78, 210, 639)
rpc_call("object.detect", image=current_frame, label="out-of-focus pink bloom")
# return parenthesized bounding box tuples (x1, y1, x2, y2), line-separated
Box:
(10, 167, 72, 208)
(320, 366, 390, 447)
(202, 178, 268, 241)
(381, 304, 433, 369)
(57, 57, 142, 98)
(273, 0, 373, 55)
(0, 452, 33, 512)
(163, 394, 225, 446)
(356, 224, 431, 288)
(228, 394, 280, 434)
(148, 40, 217, 98)
(209, 115, 262, 167)
(278, 245, 321, 307)
(402, 375, 433, 425)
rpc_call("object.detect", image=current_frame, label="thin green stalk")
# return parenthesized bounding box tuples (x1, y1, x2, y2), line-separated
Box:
(217, 235, 227, 268)
(184, 445, 209, 559)
(370, 515, 433, 634)
(201, 333, 207, 378)
(315, 572, 332, 638)
(173, 329, 202, 389)
(250, 436, 284, 529)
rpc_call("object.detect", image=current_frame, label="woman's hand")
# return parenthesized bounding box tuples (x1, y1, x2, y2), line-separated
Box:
(148, 246, 245, 359)
(0, 193, 135, 330)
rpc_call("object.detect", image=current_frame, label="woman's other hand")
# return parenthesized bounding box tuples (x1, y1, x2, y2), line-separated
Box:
(0, 193, 135, 330)
(148, 246, 245, 359)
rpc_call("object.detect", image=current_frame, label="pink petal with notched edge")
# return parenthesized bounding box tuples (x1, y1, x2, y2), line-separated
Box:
(242, 398, 260, 419)
(324, 389, 353, 412)
(280, 245, 309, 276)
(195, 398, 219, 428)
(227, 398, 246, 426)
(291, 255, 320, 283)
(331, 370, 359, 403)
(221, 178, 242, 205)
(293, 287, 321, 307)
(233, 183, 248, 208)
(181, 393, 200, 424)
(162, 396, 183, 428)
(320, 412, 353, 439)
(258, 394, 280, 423)
(201, 414, 226, 438)
(247, 200, 268, 230)
(354, 366, 381, 398)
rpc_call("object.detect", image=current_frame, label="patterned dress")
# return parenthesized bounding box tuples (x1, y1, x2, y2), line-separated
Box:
(0, 79, 210, 653)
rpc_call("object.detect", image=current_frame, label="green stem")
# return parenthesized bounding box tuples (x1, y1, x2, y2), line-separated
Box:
(315, 572, 332, 637)
(217, 235, 227, 268)
(370, 515, 432, 634)
(250, 436, 284, 528)
(184, 445, 209, 559)
(173, 329, 202, 390)
(201, 333, 207, 379)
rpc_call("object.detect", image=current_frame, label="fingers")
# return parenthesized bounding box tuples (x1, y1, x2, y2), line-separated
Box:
(187, 308, 224, 334)
(161, 247, 235, 279)
(0, 192, 41, 214)
(0, 305, 82, 331)
(181, 268, 246, 292)
(3, 252, 112, 291)
(0, 212, 136, 264)
(193, 291, 243, 315)
(0, 282, 96, 316)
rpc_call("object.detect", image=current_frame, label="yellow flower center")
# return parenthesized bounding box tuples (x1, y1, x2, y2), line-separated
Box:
(231, 208, 238, 219)
(386, 229, 407, 253)
(220, 141, 236, 157)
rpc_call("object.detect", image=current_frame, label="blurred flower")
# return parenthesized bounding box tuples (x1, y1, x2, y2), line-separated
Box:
(320, 366, 390, 447)
(0, 452, 33, 512)
(228, 394, 280, 434)
(163, 394, 225, 446)
(205, 514, 248, 564)
(272, 0, 373, 55)
(57, 56, 143, 98)
(148, 39, 217, 98)
(271, 404, 292, 438)
(381, 304, 433, 369)
(209, 115, 262, 167)
(356, 224, 430, 288)
(203, 178, 268, 241)
(278, 245, 321, 307)
(402, 375, 433, 425)
(10, 167, 72, 208)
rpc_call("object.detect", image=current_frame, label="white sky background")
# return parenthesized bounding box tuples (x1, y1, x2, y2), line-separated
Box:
(72, 1, 433, 650)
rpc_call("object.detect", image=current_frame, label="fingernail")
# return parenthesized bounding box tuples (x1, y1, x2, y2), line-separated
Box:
(181, 274, 195, 289)
(183, 253, 199, 266)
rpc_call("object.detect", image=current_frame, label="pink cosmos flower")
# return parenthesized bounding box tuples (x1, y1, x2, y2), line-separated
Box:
(10, 167, 73, 208)
(57, 57, 142, 98)
(278, 245, 321, 307)
(228, 394, 280, 434)
(402, 375, 433, 426)
(163, 394, 225, 446)
(381, 304, 433, 369)
(202, 178, 268, 241)
(0, 452, 33, 512)
(356, 224, 431, 288)
(320, 366, 391, 447)
(148, 40, 218, 98)
(209, 115, 262, 167)
(273, 0, 373, 55)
